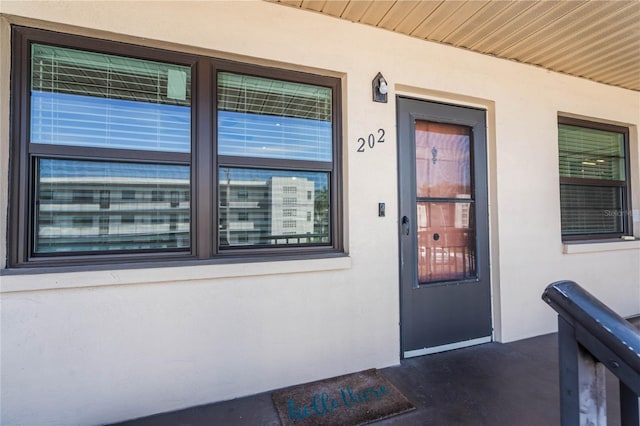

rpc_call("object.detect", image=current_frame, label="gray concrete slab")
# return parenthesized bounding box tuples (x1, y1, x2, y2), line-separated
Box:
(112, 319, 639, 426)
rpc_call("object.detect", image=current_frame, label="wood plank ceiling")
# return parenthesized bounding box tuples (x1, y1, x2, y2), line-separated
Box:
(267, 0, 640, 92)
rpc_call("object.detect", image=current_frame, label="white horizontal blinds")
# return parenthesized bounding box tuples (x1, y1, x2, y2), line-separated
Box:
(558, 124, 626, 236)
(558, 124, 625, 180)
(218, 168, 329, 247)
(217, 72, 332, 161)
(30, 44, 191, 152)
(35, 159, 190, 253)
(560, 185, 622, 234)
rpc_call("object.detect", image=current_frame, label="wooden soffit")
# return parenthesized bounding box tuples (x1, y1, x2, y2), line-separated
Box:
(268, 0, 640, 92)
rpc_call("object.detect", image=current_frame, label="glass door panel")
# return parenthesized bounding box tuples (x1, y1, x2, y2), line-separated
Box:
(416, 202, 476, 283)
(415, 120, 476, 284)
(415, 122, 471, 199)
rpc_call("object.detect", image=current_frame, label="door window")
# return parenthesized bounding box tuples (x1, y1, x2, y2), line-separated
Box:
(415, 121, 476, 283)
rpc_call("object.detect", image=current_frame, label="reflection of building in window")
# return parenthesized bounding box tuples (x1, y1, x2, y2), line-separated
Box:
(122, 190, 135, 200)
(218, 176, 317, 246)
(121, 215, 135, 224)
(455, 195, 471, 228)
(73, 190, 93, 203)
(36, 174, 190, 252)
(152, 190, 164, 202)
(38, 172, 321, 251)
(99, 190, 110, 209)
(73, 217, 94, 227)
(283, 197, 296, 206)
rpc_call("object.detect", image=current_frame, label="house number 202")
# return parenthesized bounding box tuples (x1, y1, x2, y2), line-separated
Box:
(357, 128, 385, 152)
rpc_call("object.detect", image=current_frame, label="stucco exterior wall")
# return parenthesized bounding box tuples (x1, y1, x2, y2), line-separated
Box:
(0, 1, 638, 425)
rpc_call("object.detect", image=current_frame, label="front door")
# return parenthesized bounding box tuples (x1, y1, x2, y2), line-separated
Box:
(397, 97, 491, 358)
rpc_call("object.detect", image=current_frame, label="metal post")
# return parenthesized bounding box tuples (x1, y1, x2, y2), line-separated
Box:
(558, 316, 580, 426)
(544, 281, 640, 426)
(620, 381, 640, 426)
(577, 345, 606, 426)
(558, 317, 607, 426)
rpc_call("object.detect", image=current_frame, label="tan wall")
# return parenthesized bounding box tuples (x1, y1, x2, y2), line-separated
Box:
(1, 1, 639, 425)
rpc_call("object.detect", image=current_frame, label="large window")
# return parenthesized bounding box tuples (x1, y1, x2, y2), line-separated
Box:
(8, 26, 342, 268)
(558, 117, 632, 241)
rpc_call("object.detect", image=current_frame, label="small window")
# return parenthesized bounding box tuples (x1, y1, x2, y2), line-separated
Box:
(152, 190, 164, 202)
(73, 190, 93, 203)
(99, 190, 110, 209)
(73, 217, 94, 227)
(558, 117, 632, 241)
(121, 215, 135, 224)
(122, 190, 136, 201)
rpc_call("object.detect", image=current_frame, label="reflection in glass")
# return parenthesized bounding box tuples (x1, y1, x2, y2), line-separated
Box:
(558, 124, 625, 181)
(30, 44, 191, 152)
(415, 120, 476, 283)
(417, 202, 476, 283)
(217, 72, 332, 162)
(218, 168, 329, 248)
(415, 122, 471, 199)
(35, 159, 190, 253)
(560, 185, 623, 235)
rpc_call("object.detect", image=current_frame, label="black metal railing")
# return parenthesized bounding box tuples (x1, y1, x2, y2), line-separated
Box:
(542, 280, 640, 426)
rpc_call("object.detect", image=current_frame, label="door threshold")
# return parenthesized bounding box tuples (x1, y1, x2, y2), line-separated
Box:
(404, 336, 491, 358)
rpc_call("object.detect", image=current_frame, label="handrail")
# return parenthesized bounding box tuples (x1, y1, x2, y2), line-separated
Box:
(543, 280, 640, 377)
(542, 280, 640, 426)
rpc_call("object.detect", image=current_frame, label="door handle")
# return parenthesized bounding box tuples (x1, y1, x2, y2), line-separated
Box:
(401, 216, 410, 236)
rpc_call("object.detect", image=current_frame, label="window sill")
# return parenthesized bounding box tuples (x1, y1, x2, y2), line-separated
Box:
(563, 239, 640, 254)
(0, 255, 352, 293)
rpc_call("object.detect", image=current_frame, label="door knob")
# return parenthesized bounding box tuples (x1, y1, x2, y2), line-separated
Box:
(401, 216, 410, 235)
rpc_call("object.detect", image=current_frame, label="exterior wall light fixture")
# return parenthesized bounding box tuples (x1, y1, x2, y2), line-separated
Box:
(372, 72, 388, 103)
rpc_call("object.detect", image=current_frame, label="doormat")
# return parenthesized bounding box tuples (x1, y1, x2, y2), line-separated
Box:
(271, 369, 415, 426)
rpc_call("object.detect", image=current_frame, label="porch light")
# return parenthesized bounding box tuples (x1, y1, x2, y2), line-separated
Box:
(372, 72, 388, 103)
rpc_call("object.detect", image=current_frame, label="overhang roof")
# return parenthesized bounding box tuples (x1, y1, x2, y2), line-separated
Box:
(268, 0, 640, 92)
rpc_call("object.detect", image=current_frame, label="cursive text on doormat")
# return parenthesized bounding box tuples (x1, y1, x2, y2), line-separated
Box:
(288, 384, 389, 420)
(272, 369, 415, 426)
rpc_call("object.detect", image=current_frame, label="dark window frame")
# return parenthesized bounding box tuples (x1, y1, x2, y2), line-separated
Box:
(558, 116, 632, 242)
(7, 26, 343, 269)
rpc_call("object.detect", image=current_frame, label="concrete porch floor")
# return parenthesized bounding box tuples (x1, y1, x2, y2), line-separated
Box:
(113, 319, 639, 426)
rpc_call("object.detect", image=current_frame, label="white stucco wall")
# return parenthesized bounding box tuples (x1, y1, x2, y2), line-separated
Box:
(0, 1, 638, 425)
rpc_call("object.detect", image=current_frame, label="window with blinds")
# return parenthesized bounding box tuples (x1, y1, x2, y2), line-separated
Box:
(8, 26, 342, 268)
(217, 72, 332, 162)
(558, 117, 631, 240)
(31, 44, 191, 152)
(216, 71, 335, 250)
(28, 43, 192, 255)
